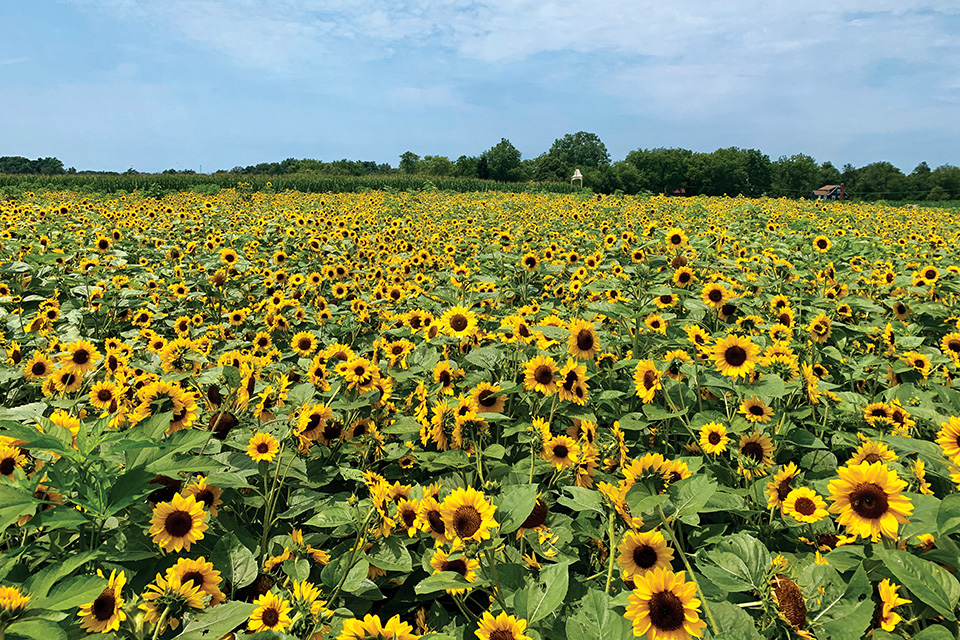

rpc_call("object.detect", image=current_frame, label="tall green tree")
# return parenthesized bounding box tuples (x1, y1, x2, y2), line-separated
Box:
(770, 154, 820, 197)
(483, 138, 524, 182)
(399, 151, 420, 174)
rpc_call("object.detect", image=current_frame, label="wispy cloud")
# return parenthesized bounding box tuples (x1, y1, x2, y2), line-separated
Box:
(0, 57, 29, 65)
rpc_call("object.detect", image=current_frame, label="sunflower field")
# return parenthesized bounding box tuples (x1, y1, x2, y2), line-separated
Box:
(1, 188, 960, 640)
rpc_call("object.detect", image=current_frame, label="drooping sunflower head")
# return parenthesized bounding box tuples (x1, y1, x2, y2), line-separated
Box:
(771, 574, 807, 631)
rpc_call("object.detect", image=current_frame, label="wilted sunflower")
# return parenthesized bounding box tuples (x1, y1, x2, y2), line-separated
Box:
(77, 570, 126, 633)
(827, 461, 913, 541)
(617, 530, 674, 580)
(633, 360, 662, 403)
(698, 422, 728, 455)
(439, 305, 478, 339)
(740, 397, 773, 423)
(440, 487, 498, 542)
(248, 592, 292, 633)
(523, 355, 559, 396)
(782, 487, 828, 524)
(247, 432, 280, 462)
(475, 611, 531, 640)
(771, 574, 807, 633)
(149, 493, 208, 553)
(542, 435, 580, 470)
(625, 568, 707, 640)
(711, 334, 760, 379)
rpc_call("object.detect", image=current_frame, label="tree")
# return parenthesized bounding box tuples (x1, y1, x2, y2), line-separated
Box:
(455, 155, 480, 178)
(417, 155, 455, 177)
(547, 132, 611, 170)
(770, 154, 820, 197)
(399, 152, 420, 174)
(624, 148, 692, 194)
(483, 138, 524, 182)
(818, 161, 842, 187)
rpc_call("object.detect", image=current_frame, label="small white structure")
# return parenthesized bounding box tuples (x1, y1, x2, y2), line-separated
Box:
(571, 169, 583, 186)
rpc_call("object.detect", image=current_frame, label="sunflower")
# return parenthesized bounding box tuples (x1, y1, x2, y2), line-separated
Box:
(0, 444, 25, 480)
(521, 252, 539, 270)
(59, 340, 101, 376)
(140, 572, 206, 633)
(942, 333, 960, 362)
(543, 435, 580, 470)
(701, 282, 732, 309)
(297, 403, 334, 440)
(664, 227, 688, 249)
(673, 266, 695, 287)
(770, 574, 807, 633)
(429, 545, 480, 594)
(617, 530, 674, 580)
(625, 568, 707, 640)
(51, 367, 83, 394)
(567, 318, 601, 359)
(475, 611, 531, 640)
(738, 432, 775, 479)
(523, 355, 559, 396)
(167, 556, 225, 605)
(89, 380, 121, 412)
(807, 312, 832, 343)
(339, 614, 418, 640)
(77, 569, 127, 633)
(23, 351, 54, 381)
(937, 416, 960, 462)
(416, 496, 451, 544)
(877, 579, 911, 632)
(850, 438, 898, 466)
(711, 334, 760, 379)
(290, 331, 317, 357)
(439, 305, 478, 339)
(248, 592, 292, 633)
(248, 432, 280, 462)
(558, 358, 588, 405)
(440, 487, 498, 543)
(149, 492, 208, 553)
(633, 360, 662, 403)
(782, 487, 828, 524)
(813, 235, 831, 252)
(471, 382, 505, 414)
(827, 461, 913, 541)
(0, 585, 30, 618)
(433, 360, 460, 395)
(740, 397, 773, 423)
(181, 476, 223, 517)
(698, 422, 728, 455)
(766, 462, 800, 510)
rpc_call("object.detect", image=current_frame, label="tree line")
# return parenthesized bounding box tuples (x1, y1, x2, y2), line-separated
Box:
(4, 134, 960, 200)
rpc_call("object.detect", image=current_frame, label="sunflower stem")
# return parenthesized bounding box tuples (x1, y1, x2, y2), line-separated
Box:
(150, 606, 171, 640)
(604, 510, 616, 594)
(481, 547, 509, 612)
(656, 504, 719, 636)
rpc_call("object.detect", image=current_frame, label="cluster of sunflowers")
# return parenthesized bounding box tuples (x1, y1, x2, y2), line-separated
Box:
(1, 188, 960, 640)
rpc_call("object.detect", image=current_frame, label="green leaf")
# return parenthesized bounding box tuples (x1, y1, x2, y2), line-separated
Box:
(565, 589, 630, 640)
(938, 493, 960, 536)
(305, 506, 355, 528)
(341, 559, 369, 593)
(753, 374, 787, 398)
(517, 561, 570, 624)
(0, 482, 42, 531)
(696, 533, 769, 593)
(876, 548, 959, 621)
(814, 565, 874, 640)
(367, 536, 412, 573)
(667, 475, 717, 525)
(498, 484, 539, 534)
(911, 626, 955, 640)
(5, 619, 67, 640)
(707, 600, 763, 640)
(642, 404, 687, 421)
(172, 601, 257, 640)
(212, 534, 258, 590)
(33, 574, 105, 611)
(557, 486, 602, 514)
(415, 572, 472, 595)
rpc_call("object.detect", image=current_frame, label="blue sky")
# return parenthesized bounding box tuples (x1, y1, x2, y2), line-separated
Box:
(2, 1, 959, 173)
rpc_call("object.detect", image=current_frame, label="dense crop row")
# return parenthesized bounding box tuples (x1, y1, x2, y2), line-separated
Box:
(1, 189, 959, 639)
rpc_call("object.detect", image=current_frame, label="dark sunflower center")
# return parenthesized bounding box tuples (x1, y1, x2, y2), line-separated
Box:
(442, 558, 468, 576)
(322, 424, 342, 441)
(32, 362, 47, 375)
(353, 366, 365, 377)
(669, 234, 682, 245)
(401, 508, 417, 528)
(62, 372, 76, 386)
(708, 432, 721, 445)
(182, 571, 204, 588)
(850, 482, 889, 519)
(553, 445, 569, 459)
(648, 590, 685, 632)
(576, 330, 594, 351)
(97, 389, 113, 402)
(427, 510, 446, 535)
(870, 408, 887, 417)
(478, 389, 497, 407)
(450, 314, 469, 331)
(521, 501, 548, 529)
(795, 497, 816, 516)
(679, 272, 691, 283)
(165, 510, 194, 537)
(817, 239, 827, 248)
(633, 544, 658, 569)
(0, 457, 15, 476)
(307, 414, 323, 430)
(439, 371, 451, 386)
(518, 324, 531, 338)
(724, 346, 747, 367)
(777, 477, 794, 501)
(534, 365, 554, 385)
(298, 338, 312, 350)
(563, 371, 578, 391)
(490, 630, 516, 640)
(453, 505, 482, 538)
(950, 341, 960, 353)
(708, 289, 723, 302)
(863, 453, 882, 464)
(643, 370, 657, 390)
(257, 443, 270, 453)
(749, 404, 765, 416)
(262, 608, 280, 627)
(194, 489, 215, 507)
(73, 349, 90, 365)
(92, 589, 116, 620)
(926, 269, 936, 279)
(742, 442, 764, 461)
